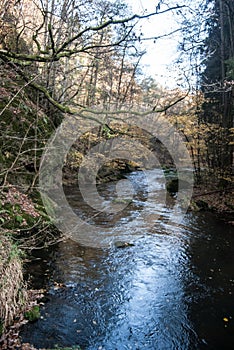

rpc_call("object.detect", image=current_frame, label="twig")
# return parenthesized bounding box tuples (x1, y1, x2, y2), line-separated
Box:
(193, 187, 234, 197)
(0, 74, 40, 117)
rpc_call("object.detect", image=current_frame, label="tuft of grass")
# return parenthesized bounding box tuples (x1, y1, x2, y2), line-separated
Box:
(0, 232, 28, 333)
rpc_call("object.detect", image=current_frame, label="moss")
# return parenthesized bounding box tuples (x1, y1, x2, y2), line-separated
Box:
(7, 242, 24, 262)
(0, 202, 35, 230)
(0, 62, 55, 188)
(163, 167, 177, 176)
(24, 305, 40, 322)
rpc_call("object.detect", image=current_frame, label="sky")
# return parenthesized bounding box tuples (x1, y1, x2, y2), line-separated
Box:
(125, 0, 183, 88)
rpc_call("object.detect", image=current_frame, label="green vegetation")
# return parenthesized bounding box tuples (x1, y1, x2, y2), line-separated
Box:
(0, 233, 27, 335)
(24, 305, 40, 322)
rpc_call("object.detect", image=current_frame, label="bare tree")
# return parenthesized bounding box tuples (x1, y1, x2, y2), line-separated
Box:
(0, 0, 186, 114)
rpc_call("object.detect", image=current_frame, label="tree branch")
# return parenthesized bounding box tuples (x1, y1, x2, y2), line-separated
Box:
(56, 5, 186, 54)
(0, 5, 186, 64)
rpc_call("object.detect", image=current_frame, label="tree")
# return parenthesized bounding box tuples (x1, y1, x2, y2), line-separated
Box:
(176, 0, 233, 181)
(0, 0, 192, 191)
(0, 0, 186, 115)
(201, 0, 234, 176)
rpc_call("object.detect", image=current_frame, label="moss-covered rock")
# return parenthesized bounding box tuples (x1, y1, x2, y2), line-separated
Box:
(166, 178, 191, 196)
(166, 178, 179, 195)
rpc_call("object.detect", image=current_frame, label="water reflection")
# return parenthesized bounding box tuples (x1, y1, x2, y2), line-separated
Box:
(22, 232, 199, 349)
(184, 214, 234, 349)
(21, 171, 234, 349)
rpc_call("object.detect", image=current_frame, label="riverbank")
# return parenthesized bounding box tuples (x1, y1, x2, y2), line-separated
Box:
(0, 229, 45, 349)
(0, 185, 57, 349)
(191, 184, 234, 224)
(0, 232, 27, 346)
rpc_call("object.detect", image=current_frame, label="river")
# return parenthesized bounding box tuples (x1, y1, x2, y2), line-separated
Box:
(21, 169, 234, 349)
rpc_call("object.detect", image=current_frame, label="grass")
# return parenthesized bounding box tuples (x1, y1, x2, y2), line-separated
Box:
(0, 232, 28, 333)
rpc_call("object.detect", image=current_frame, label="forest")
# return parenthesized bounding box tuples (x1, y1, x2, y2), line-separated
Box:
(0, 0, 233, 349)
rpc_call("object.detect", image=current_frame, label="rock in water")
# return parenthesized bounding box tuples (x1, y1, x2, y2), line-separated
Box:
(114, 241, 135, 248)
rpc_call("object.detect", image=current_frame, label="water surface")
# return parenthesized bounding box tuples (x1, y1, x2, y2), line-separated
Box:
(21, 170, 234, 349)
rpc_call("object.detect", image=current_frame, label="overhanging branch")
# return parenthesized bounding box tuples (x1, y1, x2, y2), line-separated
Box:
(0, 5, 186, 64)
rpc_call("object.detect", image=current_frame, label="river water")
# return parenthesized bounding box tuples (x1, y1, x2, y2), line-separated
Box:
(21, 170, 234, 349)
